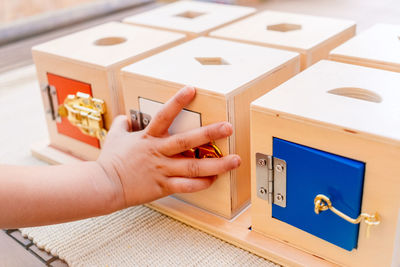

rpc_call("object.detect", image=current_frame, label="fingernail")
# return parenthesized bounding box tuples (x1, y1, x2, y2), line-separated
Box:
(183, 86, 195, 95)
(232, 155, 241, 168)
(222, 122, 233, 135)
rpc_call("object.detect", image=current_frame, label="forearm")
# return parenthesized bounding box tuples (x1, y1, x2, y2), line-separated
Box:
(0, 162, 124, 228)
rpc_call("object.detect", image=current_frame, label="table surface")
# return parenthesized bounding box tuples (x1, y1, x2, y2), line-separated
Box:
(1, 0, 400, 266)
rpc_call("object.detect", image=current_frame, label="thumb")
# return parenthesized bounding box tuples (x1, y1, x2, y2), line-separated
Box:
(108, 115, 131, 137)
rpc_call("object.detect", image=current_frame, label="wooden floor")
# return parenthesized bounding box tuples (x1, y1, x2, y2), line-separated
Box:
(0, 231, 44, 267)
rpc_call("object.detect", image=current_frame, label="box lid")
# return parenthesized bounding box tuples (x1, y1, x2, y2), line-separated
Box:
(210, 10, 355, 51)
(330, 23, 400, 69)
(252, 60, 400, 143)
(122, 37, 299, 96)
(123, 0, 255, 35)
(32, 22, 185, 68)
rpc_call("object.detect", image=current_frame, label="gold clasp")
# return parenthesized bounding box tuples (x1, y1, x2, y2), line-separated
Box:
(181, 142, 223, 159)
(314, 194, 380, 238)
(58, 92, 107, 141)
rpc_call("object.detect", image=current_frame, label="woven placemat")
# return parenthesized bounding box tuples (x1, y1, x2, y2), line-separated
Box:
(21, 205, 278, 266)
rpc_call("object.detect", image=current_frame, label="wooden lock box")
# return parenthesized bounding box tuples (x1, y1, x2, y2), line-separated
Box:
(250, 60, 400, 266)
(330, 23, 400, 73)
(210, 10, 356, 70)
(121, 37, 300, 218)
(122, 0, 255, 40)
(33, 22, 185, 160)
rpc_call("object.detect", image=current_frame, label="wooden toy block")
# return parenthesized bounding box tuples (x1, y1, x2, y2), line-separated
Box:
(210, 10, 356, 70)
(33, 22, 185, 160)
(250, 60, 400, 266)
(121, 37, 300, 218)
(122, 0, 256, 39)
(330, 23, 400, 73)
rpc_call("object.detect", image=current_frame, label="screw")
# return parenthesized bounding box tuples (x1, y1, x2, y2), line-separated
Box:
(259, 187, 267, 195)
(275, 164, 284, 172)
(276, 194, 284, 201)
(142, 118, 150, 125)
(258, 159, 266, 166)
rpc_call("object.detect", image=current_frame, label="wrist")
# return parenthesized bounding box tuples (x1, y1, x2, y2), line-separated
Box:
(92, 160, 126, 212)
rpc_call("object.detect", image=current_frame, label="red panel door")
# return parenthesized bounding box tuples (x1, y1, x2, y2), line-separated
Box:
(47, 73, 100, 148)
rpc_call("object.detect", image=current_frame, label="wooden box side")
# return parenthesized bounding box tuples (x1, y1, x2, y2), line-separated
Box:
(32, 50, 113, 160)
(329, 54, 400, 73)
(250, 108, 400, 267)
(232, 56, 300, 212)
(306, 25, 356, 68)
(121, 71, 236, 218)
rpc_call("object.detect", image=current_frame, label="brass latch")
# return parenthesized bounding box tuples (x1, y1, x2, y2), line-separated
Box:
(58, 92, 107, 141)
(181, 142, 223, 159)
(314, 194, 380, 238)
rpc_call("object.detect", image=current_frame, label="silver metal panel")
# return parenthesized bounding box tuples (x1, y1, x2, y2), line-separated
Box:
(139, 97, 201, 135)
(48, 85, 61, 123)
(273, 157, 287, 208)
(256, 153, 287, 208)
(255, 152, 271, 201)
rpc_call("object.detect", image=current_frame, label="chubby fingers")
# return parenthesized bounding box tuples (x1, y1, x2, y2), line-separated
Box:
(164, 176, 216, 194)
(106, 115, 130, 141)
(146, 86, 196, 137)
(163, 154, 241, 178)
(158, 122, 233, 156)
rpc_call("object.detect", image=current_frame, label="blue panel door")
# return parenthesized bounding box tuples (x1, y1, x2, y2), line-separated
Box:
(272, 138, 365, 251)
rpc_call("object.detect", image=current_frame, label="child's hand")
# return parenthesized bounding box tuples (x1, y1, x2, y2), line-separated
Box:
(97, 86, 241, 208)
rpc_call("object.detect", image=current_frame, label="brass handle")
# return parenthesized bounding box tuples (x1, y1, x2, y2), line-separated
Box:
(314, 194, 380, 238)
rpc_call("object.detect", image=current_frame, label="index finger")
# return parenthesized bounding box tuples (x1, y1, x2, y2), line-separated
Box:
(145, 86, 196, 137)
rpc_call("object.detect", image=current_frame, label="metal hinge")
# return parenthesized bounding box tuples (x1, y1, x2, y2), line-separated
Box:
(41, 84, 61, 122)
(130, 109, 152, 131)
(256, 153, 287, 208)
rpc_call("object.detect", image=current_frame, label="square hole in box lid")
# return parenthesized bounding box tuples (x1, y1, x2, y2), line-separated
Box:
(210, 10, 355, 51)
(122, 37, 299, 96)
(251, 60, 400, 143)
(123, 1, 255, 34)
(32, 22, 185, 68)
(330, 23, 400, 68)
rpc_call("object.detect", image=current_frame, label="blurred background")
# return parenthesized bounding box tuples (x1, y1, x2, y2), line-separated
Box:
(0, 0, 100, 23)
(0, 0, 399, 72)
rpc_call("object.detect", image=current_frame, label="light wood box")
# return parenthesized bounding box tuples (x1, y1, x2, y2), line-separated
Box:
(121, 37, 300, 218)
(122, 0, 256, 39)
(210, 10, 356, 70)
(330, 23, 400, 73)
(33, 22, 185, 160)
(250, 60, 400, 266)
